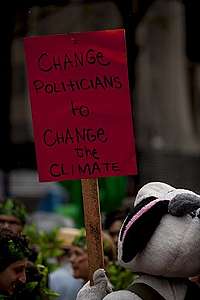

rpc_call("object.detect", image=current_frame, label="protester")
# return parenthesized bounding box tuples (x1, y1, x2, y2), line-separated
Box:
(104, 207, 129, 254)
(0, 198, 27, 234)
(0, 198, 56, 300)
(0, 228, 30, 298)
(69, 229, 116, 283)
(49, 227, 83, 300)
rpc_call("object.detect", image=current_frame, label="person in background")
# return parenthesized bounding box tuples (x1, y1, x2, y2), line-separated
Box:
(0, 228, 30, 298)
(103, 208, 129, 254)
(49, 228, 84, 300)
(0, 198, 55, 300)
(0, 198, 27, 234)
(69, 229, 116, 283)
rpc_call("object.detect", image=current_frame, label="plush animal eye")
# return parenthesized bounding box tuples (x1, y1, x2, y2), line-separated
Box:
(189, 211, 196, 218)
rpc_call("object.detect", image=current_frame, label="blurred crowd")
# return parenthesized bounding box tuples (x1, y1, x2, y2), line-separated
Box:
(0, 195, 136, 300)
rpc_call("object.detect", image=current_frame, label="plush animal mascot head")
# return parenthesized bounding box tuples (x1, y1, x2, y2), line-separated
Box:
(77, 182, 200, 300)
(118, 181, 200, 277)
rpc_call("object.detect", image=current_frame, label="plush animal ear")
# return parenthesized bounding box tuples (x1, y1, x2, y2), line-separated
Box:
(119, 197, 169, 263)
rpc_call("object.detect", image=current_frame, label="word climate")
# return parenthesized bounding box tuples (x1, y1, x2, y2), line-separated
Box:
(49, 161, 120, 177)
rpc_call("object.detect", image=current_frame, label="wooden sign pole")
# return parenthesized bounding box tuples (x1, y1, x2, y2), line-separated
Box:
(81, 178, 104, 285)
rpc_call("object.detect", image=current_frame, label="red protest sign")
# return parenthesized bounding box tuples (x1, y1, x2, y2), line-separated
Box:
(24, 29, 137, 182)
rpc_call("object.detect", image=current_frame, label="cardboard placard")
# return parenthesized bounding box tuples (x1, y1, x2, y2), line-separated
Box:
(24, 29, 137, 182)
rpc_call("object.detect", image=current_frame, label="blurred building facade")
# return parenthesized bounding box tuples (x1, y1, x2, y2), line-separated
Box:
(1, 0, 200, 204)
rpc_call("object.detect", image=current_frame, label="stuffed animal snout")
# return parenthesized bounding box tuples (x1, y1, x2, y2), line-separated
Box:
(169, 193, 200, 217)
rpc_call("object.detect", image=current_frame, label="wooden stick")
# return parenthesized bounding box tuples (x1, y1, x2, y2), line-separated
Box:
(81, 178, 104, 285)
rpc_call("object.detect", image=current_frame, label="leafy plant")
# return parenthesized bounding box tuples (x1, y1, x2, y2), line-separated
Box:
(21, 224, 64, 300)
(106, 262, 138, 291)
(0, 295, 10, 300)
(24, 224, 63, 272)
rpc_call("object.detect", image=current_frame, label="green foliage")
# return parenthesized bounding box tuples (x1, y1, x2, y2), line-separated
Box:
(7, 239, 30, 261)
(0, 198, 27, 224)
(32, 264, 59, 300)
(24, 224, 63, 272)
(20, 225, 64, 300)
(72, 228, 86, 248)
(106, 262, 137, 291)
(0, 295, 10, 300)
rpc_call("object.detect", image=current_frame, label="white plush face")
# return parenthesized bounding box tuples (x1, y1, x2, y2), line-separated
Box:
(119, 212, 200, 277)
(118, 182, 200, 278)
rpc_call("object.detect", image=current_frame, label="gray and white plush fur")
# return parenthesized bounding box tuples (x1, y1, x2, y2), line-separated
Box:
(77, 182, 200, 300)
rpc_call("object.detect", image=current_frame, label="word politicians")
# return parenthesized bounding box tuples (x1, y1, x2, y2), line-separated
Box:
(33, 74, 122, 94)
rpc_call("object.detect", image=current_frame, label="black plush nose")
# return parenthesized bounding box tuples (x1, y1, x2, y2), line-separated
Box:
(169, 193, 200, 217)
(197, 209, 200, 219)
(189, 209, 200, 219)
